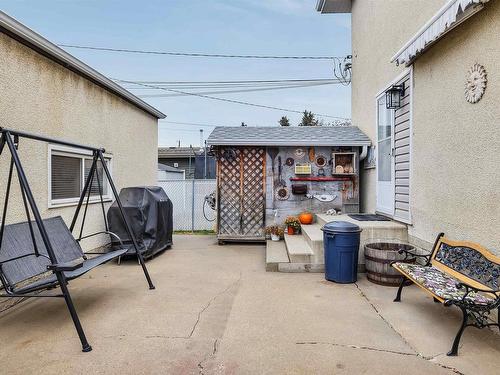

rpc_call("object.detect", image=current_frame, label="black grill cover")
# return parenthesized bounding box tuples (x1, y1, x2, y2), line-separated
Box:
(107, 186, 173, 257)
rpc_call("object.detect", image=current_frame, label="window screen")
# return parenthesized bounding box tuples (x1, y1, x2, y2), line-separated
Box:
(51, 155, 82, 200)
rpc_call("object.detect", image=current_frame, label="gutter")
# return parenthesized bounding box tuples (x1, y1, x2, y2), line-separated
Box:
(0, 11, 166, 119)
(206, 140, 371, 147)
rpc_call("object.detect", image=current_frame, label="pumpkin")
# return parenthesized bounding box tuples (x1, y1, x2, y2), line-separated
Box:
(298, 212, 314, 225)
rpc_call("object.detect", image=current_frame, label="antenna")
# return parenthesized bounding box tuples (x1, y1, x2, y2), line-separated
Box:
(199, 129, 203, 148)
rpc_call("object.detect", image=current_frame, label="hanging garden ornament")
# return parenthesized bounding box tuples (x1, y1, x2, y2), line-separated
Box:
(464, 63, 487, 104)
(294, 148, 305, 158)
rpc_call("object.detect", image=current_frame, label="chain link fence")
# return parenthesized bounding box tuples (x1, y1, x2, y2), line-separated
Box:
(157, 179, 217, 231)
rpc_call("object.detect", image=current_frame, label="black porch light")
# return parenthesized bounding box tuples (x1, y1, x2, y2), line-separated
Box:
(385, 84, 405, 109)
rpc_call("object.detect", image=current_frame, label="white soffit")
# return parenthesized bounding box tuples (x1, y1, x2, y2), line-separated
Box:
(391, 0, 489, 66)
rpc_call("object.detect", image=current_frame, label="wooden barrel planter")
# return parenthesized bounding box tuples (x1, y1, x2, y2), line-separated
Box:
(364, 242, 415, 286)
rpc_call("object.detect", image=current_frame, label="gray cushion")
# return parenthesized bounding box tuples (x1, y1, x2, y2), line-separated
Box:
(0, 217, 84, 286)
(14, 248, 128, 294)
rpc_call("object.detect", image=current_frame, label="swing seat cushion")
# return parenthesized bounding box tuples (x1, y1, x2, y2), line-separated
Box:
(13, 248, 128, 294)
(0, 216, 127, 294)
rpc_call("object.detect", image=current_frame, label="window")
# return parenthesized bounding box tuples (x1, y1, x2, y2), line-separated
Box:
(49, 145, 112, 207)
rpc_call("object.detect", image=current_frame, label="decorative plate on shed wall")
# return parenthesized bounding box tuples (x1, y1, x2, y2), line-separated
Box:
(465, 63, 487, 104)
(294, 148, 305, 158)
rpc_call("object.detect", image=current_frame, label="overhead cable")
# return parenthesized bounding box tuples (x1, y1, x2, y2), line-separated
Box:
(115, 79, 349, 120)
(59, 44, 341, 60)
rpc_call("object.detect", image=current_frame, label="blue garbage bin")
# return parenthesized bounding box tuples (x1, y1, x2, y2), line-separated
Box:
(321, 221, 362, 283)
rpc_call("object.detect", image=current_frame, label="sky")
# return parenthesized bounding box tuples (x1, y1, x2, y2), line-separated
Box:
(0, 0, 351, 147)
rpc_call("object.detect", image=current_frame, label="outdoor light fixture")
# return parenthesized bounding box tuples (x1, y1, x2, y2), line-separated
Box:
(385, 84, 405, 109)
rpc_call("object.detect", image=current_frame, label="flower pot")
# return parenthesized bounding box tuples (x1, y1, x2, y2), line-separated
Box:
(287, 226, 295, 235)
(271, 233, 280, 241)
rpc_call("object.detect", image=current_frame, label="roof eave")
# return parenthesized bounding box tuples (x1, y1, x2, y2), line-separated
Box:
(206, 140, 370, 147)
(391, 0, 488, 66)
(316, 0, 352, 14)
(0, 11, 166, 119)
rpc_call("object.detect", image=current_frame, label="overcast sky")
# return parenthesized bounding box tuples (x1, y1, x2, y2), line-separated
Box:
(1, 0, 351, 147)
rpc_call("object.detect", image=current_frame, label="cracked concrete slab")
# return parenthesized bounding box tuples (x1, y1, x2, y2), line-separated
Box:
(0, 235, 498, 374)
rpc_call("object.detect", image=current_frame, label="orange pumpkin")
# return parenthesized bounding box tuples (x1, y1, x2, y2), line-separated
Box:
(298, 212, 314, 225)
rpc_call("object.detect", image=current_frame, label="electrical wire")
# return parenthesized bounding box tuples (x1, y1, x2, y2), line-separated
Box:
(137, 82, 335, 98)
(160, 121, 219, 128)
(122, 78, 338, 85)
(115, 79, 349, 120)
(59, 44, 341, 60)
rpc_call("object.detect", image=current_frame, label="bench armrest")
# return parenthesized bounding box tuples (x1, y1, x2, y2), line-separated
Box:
(47, 260, 83, 272)
(77, 231, 124, 247)
(444, 282, 500, 308)
(456, 282, 500, 295)
(397, 249, 431, 265)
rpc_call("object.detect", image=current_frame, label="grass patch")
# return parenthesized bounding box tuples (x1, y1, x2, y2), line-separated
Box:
(174, 230, 215, 235)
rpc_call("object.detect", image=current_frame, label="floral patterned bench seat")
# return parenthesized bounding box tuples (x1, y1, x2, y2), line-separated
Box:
(390, 233, 500, 356)
(392, 262, 494, 305)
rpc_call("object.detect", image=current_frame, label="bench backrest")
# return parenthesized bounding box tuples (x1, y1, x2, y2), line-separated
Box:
(431, 237, 500, 291)
(0, 216, 84, 287)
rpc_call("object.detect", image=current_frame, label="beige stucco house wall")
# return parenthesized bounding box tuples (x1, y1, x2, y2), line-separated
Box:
(0, 14, 164, 251)
(318, 0, 500, 254)
(350, 0, 444, 215)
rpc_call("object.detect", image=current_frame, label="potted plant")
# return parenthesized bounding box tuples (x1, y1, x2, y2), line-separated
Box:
(284, 216, 301, 235)
(265, 225, 284, 241)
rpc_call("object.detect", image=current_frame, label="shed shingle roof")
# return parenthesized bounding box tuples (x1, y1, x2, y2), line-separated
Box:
(207, 126, 371, 147)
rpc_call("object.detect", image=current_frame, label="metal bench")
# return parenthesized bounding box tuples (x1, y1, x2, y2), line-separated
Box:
(391, 233, 500, 356)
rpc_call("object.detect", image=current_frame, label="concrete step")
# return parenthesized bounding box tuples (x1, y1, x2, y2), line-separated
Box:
(315, 214, 408, 265)
(300, 224, 324, 263)
(316, 214, 333, 227)
(265, 240, 289, 272)
(284, 233, 314, 263)
(278, 262, 325, 273)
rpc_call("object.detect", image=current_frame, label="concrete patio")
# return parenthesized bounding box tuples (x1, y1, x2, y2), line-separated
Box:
(0, 235, 498, 375)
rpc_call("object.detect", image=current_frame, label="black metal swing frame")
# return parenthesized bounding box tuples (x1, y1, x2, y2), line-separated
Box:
(0, 127, 155, 352)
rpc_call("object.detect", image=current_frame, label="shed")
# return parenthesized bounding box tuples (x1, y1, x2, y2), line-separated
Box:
(207, 126, 371, 242)
(157, 163, 185, 180)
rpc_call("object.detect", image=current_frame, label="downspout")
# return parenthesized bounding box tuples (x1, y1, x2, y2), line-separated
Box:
(359, 145, 368, 161)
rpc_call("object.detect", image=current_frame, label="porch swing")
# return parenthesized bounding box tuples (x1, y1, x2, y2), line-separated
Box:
(0, 127, 155, 352)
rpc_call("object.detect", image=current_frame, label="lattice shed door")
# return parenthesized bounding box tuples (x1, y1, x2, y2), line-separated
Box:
(217, 147, 266, 241)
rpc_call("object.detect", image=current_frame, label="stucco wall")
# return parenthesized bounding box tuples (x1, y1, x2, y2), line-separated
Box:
(351, 0, 500, 253)
(351, 0, 445, 214)
(410, 0, 500, 252)
(0, 33, 158, 250)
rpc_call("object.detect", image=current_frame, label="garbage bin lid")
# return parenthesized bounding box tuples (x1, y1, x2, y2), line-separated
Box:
(321, 220, 362, 233)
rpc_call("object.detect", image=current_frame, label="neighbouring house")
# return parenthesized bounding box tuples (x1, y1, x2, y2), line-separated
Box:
(317, 0, 499, 254)
(157, 163, 185, 180)
(0, 11, 165, 250)
(158, 146, 216, 179)
(207, 126, 371, 242)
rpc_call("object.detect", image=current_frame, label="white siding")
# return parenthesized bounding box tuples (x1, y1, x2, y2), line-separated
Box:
(393, 74, 411, 222)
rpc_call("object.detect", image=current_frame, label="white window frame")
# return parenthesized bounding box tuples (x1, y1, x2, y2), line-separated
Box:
(374, 67, 413, 224)
(48, 144, 113, 208)
(375, 93, 396, 217)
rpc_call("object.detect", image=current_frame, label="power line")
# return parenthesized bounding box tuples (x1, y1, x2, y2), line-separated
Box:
(121, 78, 341, 91)
(159, 127, 209, 133)
(59, 44, 341, 60)
(159, 121, 218, 128)
(138, 82, 335, 98)
(116, 79, 349, 120)
(123, 78, 338, 85)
